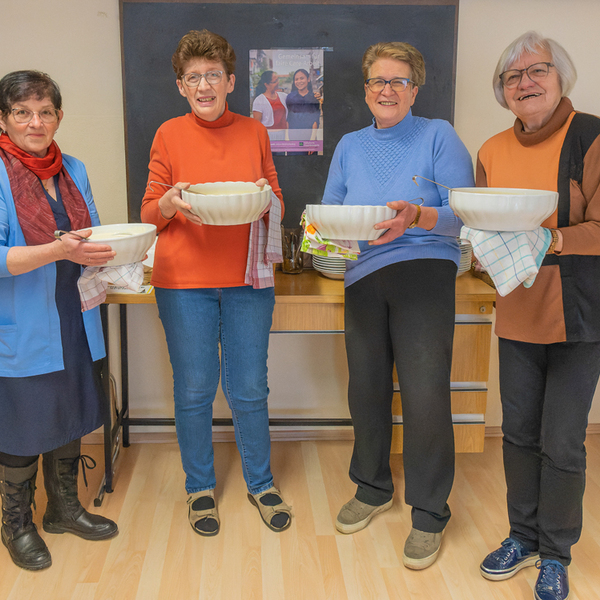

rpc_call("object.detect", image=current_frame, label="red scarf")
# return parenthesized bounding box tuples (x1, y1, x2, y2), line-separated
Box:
(0, 134, 91, 246)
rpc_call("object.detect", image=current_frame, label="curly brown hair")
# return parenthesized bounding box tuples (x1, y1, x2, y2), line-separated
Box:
(171, 30, 236, 79)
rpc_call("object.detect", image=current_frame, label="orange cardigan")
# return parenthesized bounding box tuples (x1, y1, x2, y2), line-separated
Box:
(141, 108, 283, 289)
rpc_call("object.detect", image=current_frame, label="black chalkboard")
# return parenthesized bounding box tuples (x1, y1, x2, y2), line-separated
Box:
(121, 1, 458, 225)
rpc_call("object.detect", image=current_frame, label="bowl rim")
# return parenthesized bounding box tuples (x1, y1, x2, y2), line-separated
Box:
(183, 181, 272, 197)
(86, 223, 157, 243)
(450, 187, 558, 196)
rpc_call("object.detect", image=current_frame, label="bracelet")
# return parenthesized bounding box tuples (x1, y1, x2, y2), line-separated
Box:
(546, 228, 559, 254)
(408, 204, 422, 229)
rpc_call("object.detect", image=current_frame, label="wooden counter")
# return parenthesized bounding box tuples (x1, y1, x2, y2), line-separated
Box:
(104, 270, 495, 455)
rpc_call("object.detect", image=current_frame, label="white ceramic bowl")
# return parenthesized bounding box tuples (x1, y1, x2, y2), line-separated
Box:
(86, 223, 157, 266)
(305, 204, 397, 241)
(449, 188, 558, 231)
(182, 182, 271, 225)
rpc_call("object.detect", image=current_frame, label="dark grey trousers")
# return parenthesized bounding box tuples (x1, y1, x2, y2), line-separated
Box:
(499, 337, 600, 565)
(345, 259, 457, 533)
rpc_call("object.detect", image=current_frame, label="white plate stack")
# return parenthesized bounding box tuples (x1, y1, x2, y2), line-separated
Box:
(312, 255, 347, 280)
(457, 238, 473, 277)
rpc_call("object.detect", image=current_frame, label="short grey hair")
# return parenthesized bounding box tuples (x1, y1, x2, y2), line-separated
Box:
(492, 31, 577, 109)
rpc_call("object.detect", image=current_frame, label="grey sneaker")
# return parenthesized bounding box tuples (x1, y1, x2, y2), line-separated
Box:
(335, 497, 393, 534)
(403, 528, 443, 569)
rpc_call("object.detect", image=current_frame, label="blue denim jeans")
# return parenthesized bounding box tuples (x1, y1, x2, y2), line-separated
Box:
(154, 286, 276, 495)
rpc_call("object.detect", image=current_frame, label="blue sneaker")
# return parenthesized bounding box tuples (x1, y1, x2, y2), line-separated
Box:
(534, 559, 570, 600)
(480, 537, 539, 580)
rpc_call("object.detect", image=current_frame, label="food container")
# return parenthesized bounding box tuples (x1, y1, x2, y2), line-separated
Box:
(86, 223, 157, 266)
(449, 188, 558, 231)
(181, 181, 271, 225)
(305, 204, 397, 241)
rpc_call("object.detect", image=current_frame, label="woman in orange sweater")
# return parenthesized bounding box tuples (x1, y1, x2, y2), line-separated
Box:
(141, 30, 291, 536)
(477, 32, 600, 600)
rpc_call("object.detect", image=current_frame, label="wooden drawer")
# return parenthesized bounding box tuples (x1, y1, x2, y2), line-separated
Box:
(272, 303, 344, 331)
(391, 423, 485, 453)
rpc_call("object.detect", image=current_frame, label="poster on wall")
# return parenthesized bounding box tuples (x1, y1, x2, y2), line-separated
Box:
(250, 48, 324, 155)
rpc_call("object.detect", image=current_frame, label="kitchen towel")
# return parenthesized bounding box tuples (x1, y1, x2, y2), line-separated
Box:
(77, 262, 144, 311)
(245, 190, 283, 289)
(461, 226, 551, 297)
(300, 211, 360, 260)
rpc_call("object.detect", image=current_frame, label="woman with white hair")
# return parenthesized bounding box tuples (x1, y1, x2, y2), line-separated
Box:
(477, 31, 600, 600)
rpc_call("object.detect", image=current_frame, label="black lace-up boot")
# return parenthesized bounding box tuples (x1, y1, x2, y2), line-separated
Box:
(0, 461, 52, 570)
(42, 441, 118, 540)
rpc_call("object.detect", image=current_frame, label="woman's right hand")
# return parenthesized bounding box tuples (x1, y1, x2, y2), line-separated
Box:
(157, 182, 204, 226)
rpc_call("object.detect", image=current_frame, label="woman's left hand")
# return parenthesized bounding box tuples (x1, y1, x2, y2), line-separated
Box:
(59, 229, 116, 266)
(369, 200, 419, 246)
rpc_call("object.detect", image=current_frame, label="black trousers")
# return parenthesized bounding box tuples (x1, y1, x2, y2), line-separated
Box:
(345, 259, 456, 533)
(499, 337, 600, 565)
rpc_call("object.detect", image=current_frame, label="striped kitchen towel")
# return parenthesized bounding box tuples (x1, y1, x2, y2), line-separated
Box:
(461, 226, 552, 297)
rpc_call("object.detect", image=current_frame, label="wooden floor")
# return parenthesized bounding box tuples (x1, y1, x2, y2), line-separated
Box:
(1, 436, 599, 600)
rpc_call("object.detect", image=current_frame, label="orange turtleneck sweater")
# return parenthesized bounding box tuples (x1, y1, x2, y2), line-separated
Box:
(141, 107, 283, 289)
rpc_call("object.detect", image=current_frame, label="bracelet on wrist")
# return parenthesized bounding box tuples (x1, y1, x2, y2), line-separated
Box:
(546, 228, 559, 254)
(408, 204, 422, 229)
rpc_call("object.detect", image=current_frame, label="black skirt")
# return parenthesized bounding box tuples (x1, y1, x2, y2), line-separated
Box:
(0, 183, 103, 455)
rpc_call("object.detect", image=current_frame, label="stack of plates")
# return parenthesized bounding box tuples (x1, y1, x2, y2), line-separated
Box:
(312, 255, 347, 280)
(457, 238, 473, 277)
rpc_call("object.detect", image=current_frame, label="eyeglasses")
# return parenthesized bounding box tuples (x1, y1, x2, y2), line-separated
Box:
(181, 70, 224, 87)
(11, 107, 59, 124)
(365, 78, 414, 93)
(499, 62, 554, 89)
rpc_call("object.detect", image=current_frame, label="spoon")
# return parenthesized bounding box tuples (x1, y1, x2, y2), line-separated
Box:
(412, 175, 452, 191)
(147, 181, 186, 192)
(54, 230, 89, 241)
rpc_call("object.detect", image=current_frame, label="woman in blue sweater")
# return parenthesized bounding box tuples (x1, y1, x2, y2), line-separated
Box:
(326, 42, 474, 570)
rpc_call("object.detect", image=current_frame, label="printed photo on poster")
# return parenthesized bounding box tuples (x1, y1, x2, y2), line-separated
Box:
(250, 48, 324, 155)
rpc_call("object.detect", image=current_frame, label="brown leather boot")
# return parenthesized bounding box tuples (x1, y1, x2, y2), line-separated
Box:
(42, 443, 118, 541)
(0, 461, 52, 571)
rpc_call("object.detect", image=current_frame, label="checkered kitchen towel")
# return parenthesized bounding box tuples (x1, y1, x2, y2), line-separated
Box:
(244, 190, 283, 289)
(77, 262, 144, 311)
(461, 226, 552, 297)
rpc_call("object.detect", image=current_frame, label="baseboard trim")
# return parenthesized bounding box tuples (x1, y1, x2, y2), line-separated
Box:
(82, 423, 600, 445)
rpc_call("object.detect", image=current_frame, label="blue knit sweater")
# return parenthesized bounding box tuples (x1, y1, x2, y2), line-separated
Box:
(322, 110, 474, 286)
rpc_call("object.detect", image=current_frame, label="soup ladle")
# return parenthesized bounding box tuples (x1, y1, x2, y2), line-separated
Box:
(412, 175, 453, 191)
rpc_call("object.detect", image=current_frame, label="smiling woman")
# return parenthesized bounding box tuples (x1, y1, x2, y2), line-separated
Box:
(476, 31, 600, 600)
(0, 70, 118, 572)
(321, 41, 474, 569)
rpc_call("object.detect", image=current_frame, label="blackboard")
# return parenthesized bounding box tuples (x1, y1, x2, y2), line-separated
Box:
(121, 1, 459, 225)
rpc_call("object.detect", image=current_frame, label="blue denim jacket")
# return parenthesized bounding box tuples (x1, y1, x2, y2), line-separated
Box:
(0, 154, 105, 376)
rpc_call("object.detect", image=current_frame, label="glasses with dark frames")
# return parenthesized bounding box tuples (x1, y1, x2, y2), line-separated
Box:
(499, 62, 554, 89)
(365, 78, 414, 93)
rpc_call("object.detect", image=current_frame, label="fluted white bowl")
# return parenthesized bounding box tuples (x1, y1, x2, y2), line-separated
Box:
(449, 188, 558, 231)
(182, 182, 271, 225)
(305, 204, 397, 241)
(86, 223, 157, 266)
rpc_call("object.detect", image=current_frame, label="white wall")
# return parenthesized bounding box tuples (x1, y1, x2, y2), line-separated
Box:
(2, 0, 600, 427)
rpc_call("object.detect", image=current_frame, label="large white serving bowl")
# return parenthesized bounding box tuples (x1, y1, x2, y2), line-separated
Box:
(449, 188, 558, 231)
(86, 223, 157, 266)
(181, 181, 271, 225)
(305, 204, 397, 241)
